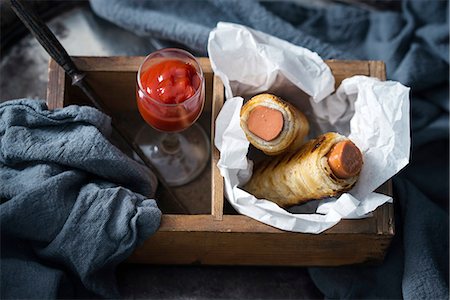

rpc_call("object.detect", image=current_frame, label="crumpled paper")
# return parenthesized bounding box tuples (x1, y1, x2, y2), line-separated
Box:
(208, 22, 335, 103)
(208, 22, 410, 233)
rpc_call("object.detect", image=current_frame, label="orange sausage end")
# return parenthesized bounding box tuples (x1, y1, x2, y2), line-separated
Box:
(247, 106, 283, 142)
(327, 140, 363, 179)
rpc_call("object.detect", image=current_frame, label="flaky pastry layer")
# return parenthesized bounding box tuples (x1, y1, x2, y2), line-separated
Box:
(240, 93, 309, 156)
(244, 132, 360, 207)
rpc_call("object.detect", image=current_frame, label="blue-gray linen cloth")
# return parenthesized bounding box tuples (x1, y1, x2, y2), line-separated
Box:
(89, 0, 449, 299)
(1, 100, 161, 298)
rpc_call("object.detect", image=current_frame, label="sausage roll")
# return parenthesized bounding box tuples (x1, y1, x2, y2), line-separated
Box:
(244, 132, 363, 207)
(240, 93, 309, 156)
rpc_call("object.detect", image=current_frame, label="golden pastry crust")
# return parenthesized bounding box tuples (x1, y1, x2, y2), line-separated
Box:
(240, 93, 309, 156)
(244, 132, 362, 207)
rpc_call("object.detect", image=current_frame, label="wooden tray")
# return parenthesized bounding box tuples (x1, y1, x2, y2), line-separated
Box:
(47, 57, 394, 266)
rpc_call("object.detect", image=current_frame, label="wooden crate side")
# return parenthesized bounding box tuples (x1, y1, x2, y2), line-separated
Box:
(147, 214, 378, 235)
(211, 75, 225, 220)
(71, 56, 142, 72)
(326, 60, 370, 87)
(369, 61, 387, 80)
(129, 211, 393, 265)
(46, 59, 66, 109)
(128, 230, 392, 266)
(68, 56, 212, 74)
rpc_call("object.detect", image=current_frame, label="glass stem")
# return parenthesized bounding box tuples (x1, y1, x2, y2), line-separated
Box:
(160, 133, 181, 155)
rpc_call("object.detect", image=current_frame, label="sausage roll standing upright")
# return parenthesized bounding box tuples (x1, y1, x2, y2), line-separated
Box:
(240, 93, 309, 156)
(244, 132, 363, 207)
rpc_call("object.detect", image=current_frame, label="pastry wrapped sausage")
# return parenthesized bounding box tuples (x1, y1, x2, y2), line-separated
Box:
(240, 93, 309, 156)
(244, 132, 363, 207)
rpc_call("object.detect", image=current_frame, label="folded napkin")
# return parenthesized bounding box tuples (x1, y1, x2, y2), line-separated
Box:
(0, 99, 161, 298)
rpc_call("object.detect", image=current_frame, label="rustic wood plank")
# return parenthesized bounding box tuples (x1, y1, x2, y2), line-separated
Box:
(373, 183, 394, 235)
(147, 214, 378, 235)
(70, 56, 212, 74)
(368, 61, 387, 80)
(388, 200, 395, 235)
(128, 230, 392, 266)
(130, 206, 390, 266)
(68, 57, 373, 79)
(326, 60, 370, 74)
(46, 58, 66, 109)
(211, 75, 225, 220)
(198, 57, 213, 74)
(326, 60, 370, 88)
(71, 56, 142, 72)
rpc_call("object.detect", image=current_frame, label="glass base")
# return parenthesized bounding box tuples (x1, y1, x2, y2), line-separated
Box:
(134, 123, 210, 187)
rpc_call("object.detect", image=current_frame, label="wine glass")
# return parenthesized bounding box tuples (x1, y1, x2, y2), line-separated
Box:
(135, 48, 210, 186)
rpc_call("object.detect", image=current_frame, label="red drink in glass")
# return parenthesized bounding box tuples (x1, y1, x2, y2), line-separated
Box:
(134, 48, 209, 187)
(137, 55, 204, 132)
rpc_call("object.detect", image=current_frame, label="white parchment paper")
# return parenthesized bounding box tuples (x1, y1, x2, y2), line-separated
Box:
(208, 22, 411, 233)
